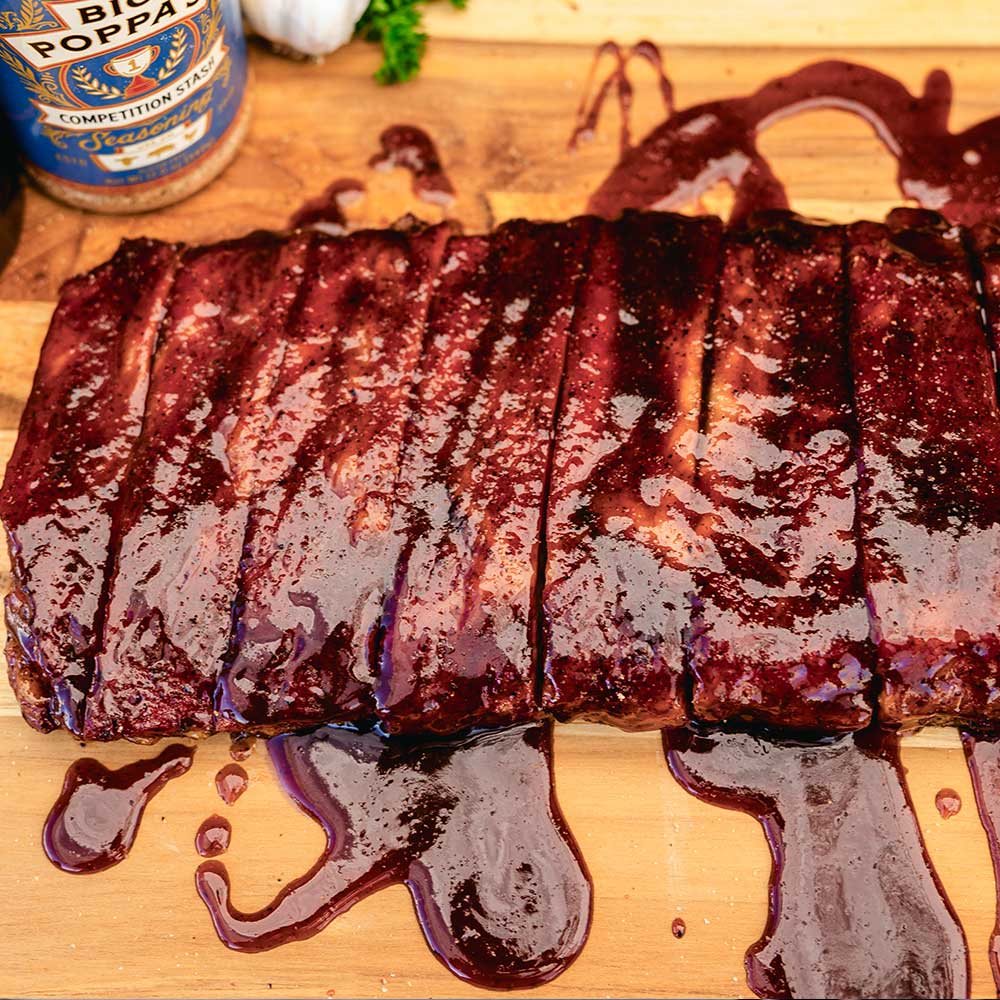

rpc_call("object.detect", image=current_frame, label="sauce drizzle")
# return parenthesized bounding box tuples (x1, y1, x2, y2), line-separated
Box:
(195, 721, 591, 990)
(961, 730, 1000, 994)
(369, 125, 456, 207)
(665, 725, 968, 999)
(43, 744, 194, 874)
(580, 51, 1000, 227)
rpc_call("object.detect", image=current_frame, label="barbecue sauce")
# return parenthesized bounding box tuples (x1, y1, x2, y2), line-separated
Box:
(44, 744, 194, 874)
(665, 725, 969, 999)
(289, 179, 366, 234)
(215, 764, 249, 805)
(580, 49, 1000, 227)
(196, 815, 233, 858)
(370, 125, 456, 207)
(195, 721, 591, 990)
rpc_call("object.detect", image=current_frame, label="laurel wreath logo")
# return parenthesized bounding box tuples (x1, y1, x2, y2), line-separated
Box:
(70, 65, 123, 99)
(0, 0, 54, 32)
(157, 28, 188, 81)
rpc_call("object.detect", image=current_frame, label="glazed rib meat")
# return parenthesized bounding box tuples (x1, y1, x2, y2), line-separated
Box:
(217, 223, 449, 731)
(86, 234, 310, 740)
(690, 215, 873, 731)
(541, 212, 721, 729)
(847, 209, 1000, 727)
(0, 239, 178, 735)
(377, 219, 596, 734)
(9, 209, 1000, 739)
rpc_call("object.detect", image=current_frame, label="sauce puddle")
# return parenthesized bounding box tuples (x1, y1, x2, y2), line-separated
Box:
(195, 721, 591, 990)
(664, 725, 968, 999)
(961, 730, 1000, 994)
(289, 178, 366, 234)
(44, 744, 194, 874)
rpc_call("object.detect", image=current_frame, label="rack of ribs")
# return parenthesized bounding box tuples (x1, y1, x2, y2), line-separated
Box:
(5, 208, 1000, 739)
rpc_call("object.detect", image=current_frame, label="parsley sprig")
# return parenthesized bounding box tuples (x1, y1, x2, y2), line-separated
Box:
(355, 0, 468, 85)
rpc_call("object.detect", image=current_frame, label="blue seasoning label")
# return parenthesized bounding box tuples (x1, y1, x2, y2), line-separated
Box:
(0, 0, 247, 192)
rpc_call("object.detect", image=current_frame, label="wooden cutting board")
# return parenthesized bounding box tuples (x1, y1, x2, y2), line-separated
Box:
(2, 3, 1000, 996)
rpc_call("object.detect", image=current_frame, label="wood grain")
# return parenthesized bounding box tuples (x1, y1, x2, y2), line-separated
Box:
(2, 9, 1000, 997)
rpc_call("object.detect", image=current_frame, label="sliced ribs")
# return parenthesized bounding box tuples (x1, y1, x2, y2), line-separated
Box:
(848, 209, 1000, 726)
(690, 214, 873, 731)
(85, 234, 310, 740)
(217, 223, 450, 731)
(541, 212, 722, 729)
(0, 239, 178, 734)
(377, 219, 596, 734)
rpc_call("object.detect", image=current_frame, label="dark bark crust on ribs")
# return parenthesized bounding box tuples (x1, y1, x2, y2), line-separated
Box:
(0, 239, 179, 734)
(690, 214, 874, 731)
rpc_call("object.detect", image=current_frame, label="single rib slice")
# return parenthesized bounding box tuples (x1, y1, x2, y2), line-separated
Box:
(848, 209, 1000, 725)
(86, 233, 309, 740)
(541, 212, 721, 729)
(690, 215, 873, 730)
(378, 219, 596, 734)
(0, 239, 178, 734)
(217, 223, 450, 731)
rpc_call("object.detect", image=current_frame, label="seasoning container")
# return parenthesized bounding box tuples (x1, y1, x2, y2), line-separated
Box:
(0, 0, 248, 213)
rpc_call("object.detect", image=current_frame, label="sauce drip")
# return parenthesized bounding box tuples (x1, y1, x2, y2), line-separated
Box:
(369, 125, 456, 207)
(671, 917, 686, 939)
(215, 764, 249, 805)
(664, 725, 968, 999)
(289, 178, 365, 234)
(935, 788, 962, 819)
(196, 815, 233, 858)
(229, 735, 257, 761)
(195, 721, 591, 990)
(961, 730, 1000, 994)
(43, 744, 194, 874)
(580, 49, 1000, 227)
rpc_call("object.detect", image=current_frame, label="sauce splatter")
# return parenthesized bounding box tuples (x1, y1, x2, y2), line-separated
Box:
(195, 722, 591, 990)
(671, 917, 686, 939)
(43, 744, 194, 874)
(369, 125, 456, 207)
(935, 788, 962, 820)
(196, 815, 233, 858)
(961, 730, 1000, 994)
(215, 763, 249, 805)
(289, 178, 365, 234)
(579, 50, 1000, 228)
(665, 725, 968, 999)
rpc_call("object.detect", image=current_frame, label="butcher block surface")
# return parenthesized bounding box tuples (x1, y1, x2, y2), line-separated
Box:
(2, 2, 1000, 996)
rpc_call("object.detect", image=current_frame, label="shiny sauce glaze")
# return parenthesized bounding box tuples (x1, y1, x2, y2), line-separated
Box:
(195, 722, 590, 990)
(196, 815, 233, 858)
(370, 125, 457, 207)
(44, 744, 194, 874)
(665, 726, 968, 999)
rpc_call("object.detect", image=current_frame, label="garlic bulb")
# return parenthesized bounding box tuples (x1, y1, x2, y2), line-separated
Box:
(242, 0, 371, 59)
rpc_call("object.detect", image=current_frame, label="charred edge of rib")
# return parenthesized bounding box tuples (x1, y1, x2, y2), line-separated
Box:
(529, 221, 600, 713)
(960, 226, 1000, 404)
(80, 247, 183, 738)
(838, 227, 881, 720)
